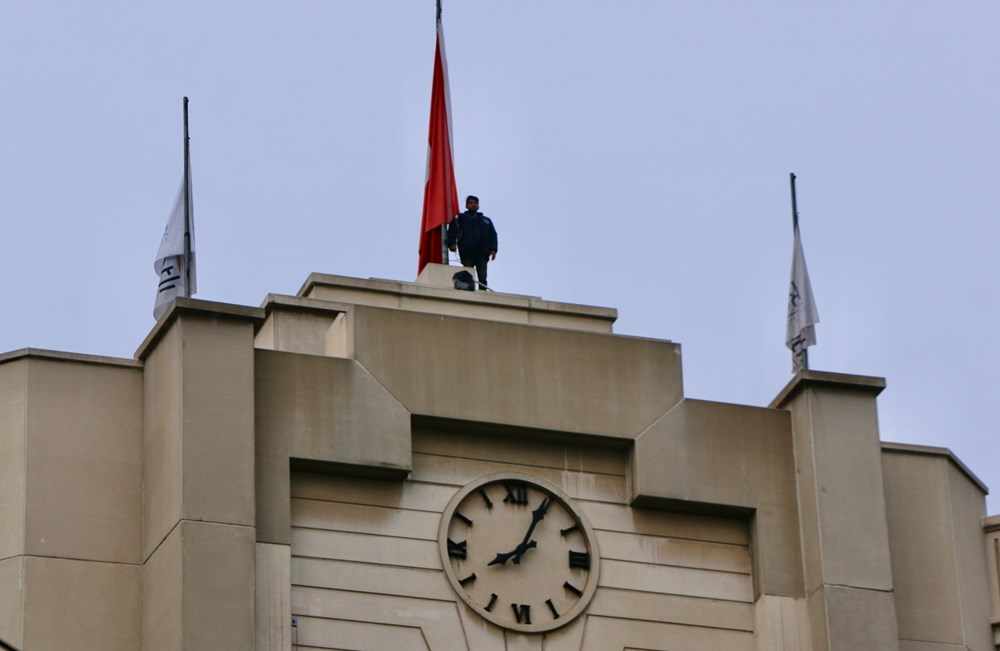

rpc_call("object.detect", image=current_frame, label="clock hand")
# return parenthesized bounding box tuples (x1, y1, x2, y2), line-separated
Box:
(510, 498, 550, 564)
(487, 498, 550, 567)
(487, 540, 536, 567)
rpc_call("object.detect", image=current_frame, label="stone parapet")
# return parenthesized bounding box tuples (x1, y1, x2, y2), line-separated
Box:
(298, 271, 618, 333)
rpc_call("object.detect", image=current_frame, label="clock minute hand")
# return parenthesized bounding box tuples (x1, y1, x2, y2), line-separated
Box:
(511, 498, 550, 563)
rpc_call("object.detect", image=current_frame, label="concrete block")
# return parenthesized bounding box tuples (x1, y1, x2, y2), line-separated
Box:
(882, 444, 993, 649)
(823, 585, 898, 651)
(773, 372, 894, 593)
(344, 304, 681, 439)
(143, 522, 182, 651)
(23, 358, 142, 564)
(143, 323, 184, 560)
(182, 521, 256, 651)
(633, 399, 802, 597)
(143, 309, 258, 559)
(256, 542, 292, 651)
(255, 350, 411, 544)
(256, 299, 345, 356)
(946, 461, 992, 650)
(882, 451, 963, 643)
(808, 388, 893, 590)
(143, 521, 255, 651)
(0, 557, 23, 650)
(179, 315, 256, 527)
(416, 262, 474, 289)
(0, 359, 26, 561)
(985, 515, 1000, 623)
(22, 556, 140, 651)
(753, 594, 811, 651)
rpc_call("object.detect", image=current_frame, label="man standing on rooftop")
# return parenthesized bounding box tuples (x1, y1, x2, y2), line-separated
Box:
(447, 195, 498, 289)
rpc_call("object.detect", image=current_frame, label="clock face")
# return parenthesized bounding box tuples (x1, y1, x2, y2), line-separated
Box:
(438, 473, 600, 633)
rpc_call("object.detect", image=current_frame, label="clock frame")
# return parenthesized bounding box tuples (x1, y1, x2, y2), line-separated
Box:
(438, 472, 600, 633)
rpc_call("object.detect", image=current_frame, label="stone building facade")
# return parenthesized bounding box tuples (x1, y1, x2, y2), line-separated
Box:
(1, 265, 997, 650)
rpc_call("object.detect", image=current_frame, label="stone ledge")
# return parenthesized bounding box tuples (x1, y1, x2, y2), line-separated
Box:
(882, 441, 989, 495)
(136, 297, 265, 360)
(0, 348, 142, 368)
(298, 272, 620, 322)
(343, 304, 681, 439)
(770, 369, 886, 409)
(259, 293, 351, 316)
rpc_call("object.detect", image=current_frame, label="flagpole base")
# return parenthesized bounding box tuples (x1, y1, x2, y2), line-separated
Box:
(416, 262, 475, 289)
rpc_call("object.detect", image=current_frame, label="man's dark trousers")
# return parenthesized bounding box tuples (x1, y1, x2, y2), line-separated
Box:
(460, 253, 489, 289)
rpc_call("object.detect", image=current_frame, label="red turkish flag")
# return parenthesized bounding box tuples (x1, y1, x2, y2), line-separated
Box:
(417, 17, 459, 273)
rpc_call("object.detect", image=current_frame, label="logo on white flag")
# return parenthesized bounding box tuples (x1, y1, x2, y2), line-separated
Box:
(786, 225, 818, 372)
(153, 171, 195, 320)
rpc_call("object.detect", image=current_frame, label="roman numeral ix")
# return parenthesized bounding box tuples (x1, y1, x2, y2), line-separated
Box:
(447, 539, 467, 559)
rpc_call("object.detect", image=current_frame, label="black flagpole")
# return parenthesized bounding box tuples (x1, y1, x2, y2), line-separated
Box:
(182, 97, 193, 297)
(790, 172, 807, 370)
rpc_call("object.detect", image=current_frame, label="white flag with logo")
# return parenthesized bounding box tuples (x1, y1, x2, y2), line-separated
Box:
(153, 170, 195, 320)
(785, 224, 818, 372)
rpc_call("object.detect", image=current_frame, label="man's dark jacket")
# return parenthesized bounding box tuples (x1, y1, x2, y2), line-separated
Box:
(447, 211, 498, 257)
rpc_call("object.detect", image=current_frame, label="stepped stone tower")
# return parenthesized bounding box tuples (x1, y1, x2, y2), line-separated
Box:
(1, 266, 997, 650)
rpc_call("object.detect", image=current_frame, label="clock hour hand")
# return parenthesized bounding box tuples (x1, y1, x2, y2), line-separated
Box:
(487, 540, 536, 567)
(487, 497, 550, 567)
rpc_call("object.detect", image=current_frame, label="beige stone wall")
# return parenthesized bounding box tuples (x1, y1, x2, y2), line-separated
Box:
(342, 304, 682, 440)
(0, 351, 143, 651)
(288, 429, 755, 650)
(138, 303, 263, 651)
(0, 359, 26, 565)
(633, 398, 801, 599)
(772, 372, 899, 651)
(882, 444, 994, 651)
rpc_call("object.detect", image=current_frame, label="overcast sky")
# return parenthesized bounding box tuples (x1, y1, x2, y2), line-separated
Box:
(2, 1, 997, 512)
